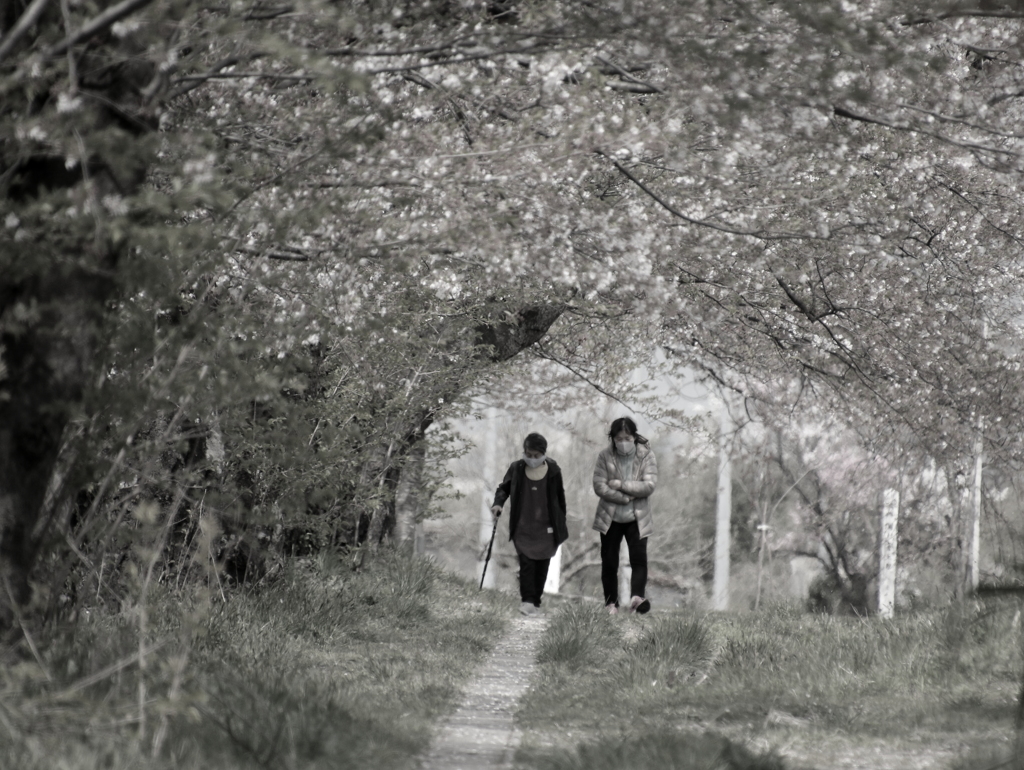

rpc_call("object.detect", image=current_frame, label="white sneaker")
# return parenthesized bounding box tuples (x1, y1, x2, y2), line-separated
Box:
(520, 602, 536, 616)
(606, 602, 618, 615)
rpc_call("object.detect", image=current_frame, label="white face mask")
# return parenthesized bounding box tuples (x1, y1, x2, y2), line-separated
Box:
(523, 454, 546, 468)
(615, 440, 635, 456)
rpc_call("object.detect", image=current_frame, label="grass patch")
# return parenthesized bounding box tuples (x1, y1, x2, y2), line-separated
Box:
(518, 730, 785, 770)
(537, 602, 621, 671)
(518, 599, 1023, 768)
(0, 548, 514, 769)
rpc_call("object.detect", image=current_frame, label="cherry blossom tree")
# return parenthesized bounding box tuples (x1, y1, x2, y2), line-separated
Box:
(4, 0, 1024, 630)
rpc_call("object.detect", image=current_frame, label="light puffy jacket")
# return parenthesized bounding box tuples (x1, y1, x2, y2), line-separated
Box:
(592, 441, 658, 538)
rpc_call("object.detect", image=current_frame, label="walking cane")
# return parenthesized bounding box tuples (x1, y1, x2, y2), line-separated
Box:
(479, 513, 499, 590)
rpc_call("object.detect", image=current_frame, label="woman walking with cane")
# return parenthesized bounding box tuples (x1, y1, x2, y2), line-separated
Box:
(491, 433, 568, 616)
(592, 417, 658, 615)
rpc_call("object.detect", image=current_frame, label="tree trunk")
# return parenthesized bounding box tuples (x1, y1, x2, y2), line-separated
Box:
(943, 462, 973, 600)
(395, 438, 428, 553)
(0, 264, 118, 631)
(1, 23, 156, 631)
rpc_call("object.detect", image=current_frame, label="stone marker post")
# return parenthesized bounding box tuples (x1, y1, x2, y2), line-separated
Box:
(713, 403, 733, 611)
(878, 488, 899, 619)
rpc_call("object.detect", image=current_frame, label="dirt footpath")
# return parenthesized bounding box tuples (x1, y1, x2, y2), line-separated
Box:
(418, 615, 548, 770)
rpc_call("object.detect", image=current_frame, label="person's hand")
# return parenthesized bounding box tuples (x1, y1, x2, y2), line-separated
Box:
(608, 479, 622, 490)
(491, 505, 502, 518)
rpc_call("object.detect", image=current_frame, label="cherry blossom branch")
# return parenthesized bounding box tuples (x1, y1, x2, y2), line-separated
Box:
(834, 104, 1021, 159)
(365, 43, 553, 75)
(903, 8, 1024, 25)
(603, 153, 820, 242)
(164, 54, 264, 101)
(897, 102, 1024, 141)
(235, 246, 313, 262)
(530, 344, 635, 409)
(220, 146, 323, 219)
(173, 71, 313, 83)
(244, 3, 294, 21)
(321, 32, 481, 57)
(937, 181, 1024, 249)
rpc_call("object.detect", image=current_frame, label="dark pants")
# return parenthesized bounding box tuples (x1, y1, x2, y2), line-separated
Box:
(517, 552, 551, 607)
(600, 520, 648, 607)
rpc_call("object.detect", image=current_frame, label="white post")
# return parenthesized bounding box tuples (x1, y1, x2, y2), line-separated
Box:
(619, 542, 632, 606)
(969, 321, 987, 592)
(477, 406, 498, 589)
(544, 545, 561, 595)
(878, 488, 899, 619)
(970, 432, 983, 592)
(712, 403, 732, 611)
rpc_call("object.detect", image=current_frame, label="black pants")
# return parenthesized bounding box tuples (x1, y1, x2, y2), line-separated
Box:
(517, 552, 551, 607)
(600, 520, 648, 607)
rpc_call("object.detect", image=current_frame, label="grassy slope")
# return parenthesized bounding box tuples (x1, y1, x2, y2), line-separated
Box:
(0, 550, 514, 770)
(4, 556, 1020, 770)
(516, 600, 1022, 770)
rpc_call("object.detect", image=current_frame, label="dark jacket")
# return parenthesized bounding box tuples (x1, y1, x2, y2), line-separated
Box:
(492, 458, 569, 548)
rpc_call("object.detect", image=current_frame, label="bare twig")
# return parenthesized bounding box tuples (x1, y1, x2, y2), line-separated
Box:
(321, 33, 478, 58)
(173, 71, 314, 83)
(402, 71, 435, 89)
(235, 246, 314, 261)
(897, 102, 1024, 141)
(221, 147, 323, 220)
(245, 3, 294, 21)
(366, 44, 551, 75)
(2, 577, 52, 683)
(165, 55, 264, 102)
(46, 0, 156, 57)
(595, 55, 663, 94)
(137, 481, 189, 740)
(0, 0, 51, 65)
(53, 641, 169, 699)
(904, 8, 1024, 25)
(59, 0, 78, 90)
(606, 81, 661, 94)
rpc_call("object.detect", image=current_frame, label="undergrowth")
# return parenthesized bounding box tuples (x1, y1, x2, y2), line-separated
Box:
(0, 548, 513, 769)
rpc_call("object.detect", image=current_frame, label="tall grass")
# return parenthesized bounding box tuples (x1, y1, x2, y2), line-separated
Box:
(523, 603, 781, 768)
(618, 614, 717, 688)
(518, 599, 1023, 768)
(0, 548, 513, 769)
(537, 602, 621, 671)
(523, 731, 786, 770)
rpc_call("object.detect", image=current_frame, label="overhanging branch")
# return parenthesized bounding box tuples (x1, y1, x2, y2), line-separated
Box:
(46, 0, 156, 58)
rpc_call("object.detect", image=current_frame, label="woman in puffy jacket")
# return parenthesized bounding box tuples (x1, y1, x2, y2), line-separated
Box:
(592, 417, 658, 614)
